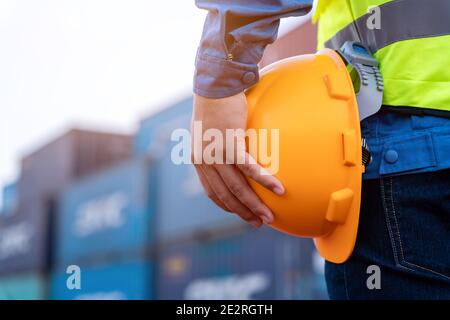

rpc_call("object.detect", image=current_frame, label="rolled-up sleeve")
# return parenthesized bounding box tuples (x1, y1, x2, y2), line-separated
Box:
(194, 0, 313, 98)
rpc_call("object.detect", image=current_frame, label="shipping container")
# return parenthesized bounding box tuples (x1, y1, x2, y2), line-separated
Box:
(0, 201, 51, 275)
(134, 98, 192, 155)
(1, 182, 18, 216)
(50, 260, 153, 300)
(55, 157, 156, 267)
(19, 128, 133, 202)
(155, 227, 328, 300)
(0, 274, 47, 300)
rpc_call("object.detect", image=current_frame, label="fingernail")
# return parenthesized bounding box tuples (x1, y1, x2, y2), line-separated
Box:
(273, 186, 285, 196)
(261, 213, 273, 225)
(255, 209, 272, 224)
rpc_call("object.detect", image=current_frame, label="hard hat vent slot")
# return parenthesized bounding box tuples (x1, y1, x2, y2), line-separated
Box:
(325, 188, 354, 225)
(342, 129, 357, 166)
(324, 72, 352, 101)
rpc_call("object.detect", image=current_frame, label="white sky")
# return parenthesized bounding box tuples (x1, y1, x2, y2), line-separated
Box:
(0, 0, 306, 207)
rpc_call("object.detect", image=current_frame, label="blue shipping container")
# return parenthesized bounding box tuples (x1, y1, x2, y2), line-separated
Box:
(136, 96, 243, 240)
(0, 274, 47, 300)
(0, 201, 50, 275)
(55, 157, 155, 266)
(134, 97, 192, 155)
(51, 260, 153, 300)
(156, 227, 328, 300)
(1, 182, 18, 215)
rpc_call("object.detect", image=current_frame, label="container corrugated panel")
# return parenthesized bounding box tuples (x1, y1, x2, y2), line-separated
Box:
(19, 129, 133, 202)
(1, 182, 18, 215)
(156, 227, 328, 300)
(0, 274, 47, 300)
(0, 201, 50, 275)
(134, 97, 192, 155)
(55, 157, 156, 267)
(50, 260, 153, 300)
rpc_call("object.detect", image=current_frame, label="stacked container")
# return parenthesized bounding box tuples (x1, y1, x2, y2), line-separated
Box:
(0, 201, 50, 276)
(155, 227, 328, 300)
(18, 129, 133, 201)
(50, 157, 156, 299)
(0, 129, 133, 299)
(54, 157, 155, 265)
(1, 19, 326, 300)
(50, 260, 153, 300)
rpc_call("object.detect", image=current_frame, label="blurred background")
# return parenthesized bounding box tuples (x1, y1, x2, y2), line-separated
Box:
(0, 0, 323, 300)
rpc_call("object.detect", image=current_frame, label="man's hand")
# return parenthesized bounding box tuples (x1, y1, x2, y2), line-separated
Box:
(191, 93, 284, 228)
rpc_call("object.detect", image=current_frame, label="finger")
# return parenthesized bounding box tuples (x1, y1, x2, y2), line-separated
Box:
(194, 165, 231, 213)
(215, 164, 274, 224)
(237, 152, 285, 196)
(200, 165, 263, 228)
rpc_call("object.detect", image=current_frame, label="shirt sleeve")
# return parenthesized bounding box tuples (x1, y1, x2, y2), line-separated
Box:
(194, 0, 313, 99)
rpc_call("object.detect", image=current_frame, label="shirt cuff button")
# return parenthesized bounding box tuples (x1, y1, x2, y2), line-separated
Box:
(242, 71, 256, 84)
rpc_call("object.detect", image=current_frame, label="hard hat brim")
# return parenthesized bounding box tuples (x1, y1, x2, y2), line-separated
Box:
(314, 49, 363, 264)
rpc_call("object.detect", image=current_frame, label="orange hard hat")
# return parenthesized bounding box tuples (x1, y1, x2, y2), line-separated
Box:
(246, 48, 365, 264)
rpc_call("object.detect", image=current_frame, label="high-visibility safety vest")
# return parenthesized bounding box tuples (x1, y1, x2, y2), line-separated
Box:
(313, 0, 450, 114)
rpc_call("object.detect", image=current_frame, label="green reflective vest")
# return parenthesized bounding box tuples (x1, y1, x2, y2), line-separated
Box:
(314, 0, 450, 113)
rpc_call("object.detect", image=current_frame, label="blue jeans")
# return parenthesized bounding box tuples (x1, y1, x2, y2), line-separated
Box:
(325, 169, 450, 299)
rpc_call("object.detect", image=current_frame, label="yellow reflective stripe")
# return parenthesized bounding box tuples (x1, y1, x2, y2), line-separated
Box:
(325, 0, 450, 53)
(375, 35, 450, 111)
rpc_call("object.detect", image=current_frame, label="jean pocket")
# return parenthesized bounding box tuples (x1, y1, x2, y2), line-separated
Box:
(379, 133, 437, 176)
(380, 172, 450, 281)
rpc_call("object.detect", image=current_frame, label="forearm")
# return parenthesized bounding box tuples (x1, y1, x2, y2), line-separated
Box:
(194, 0, 313, 98)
